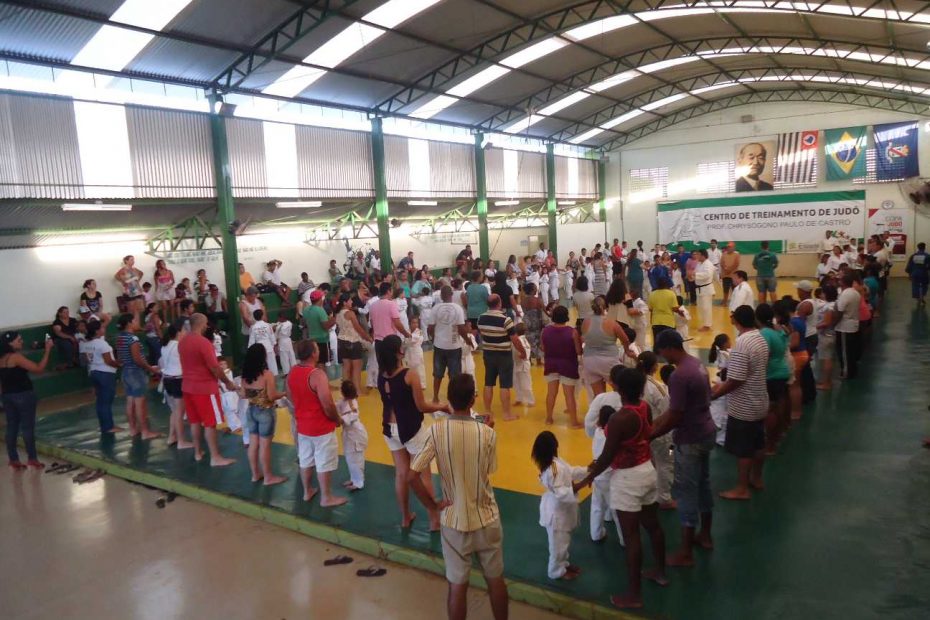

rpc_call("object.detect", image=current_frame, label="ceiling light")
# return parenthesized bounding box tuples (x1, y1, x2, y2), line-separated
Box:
(62, 203, 132, 211)
(276, 201, 322, 208)
(408, 200, 438, 206)
(494, 200, 520, 206)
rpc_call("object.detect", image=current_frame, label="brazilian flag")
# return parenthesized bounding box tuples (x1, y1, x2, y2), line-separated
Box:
(824, 126, 867, 180)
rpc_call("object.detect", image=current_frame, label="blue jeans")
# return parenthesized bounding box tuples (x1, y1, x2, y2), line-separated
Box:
(672, 439, 715, 528)
(145, 335, 162, 366)
(432, 346, 462, 379)
(90, 370, 117, 432)
(3, 391, 38, 462)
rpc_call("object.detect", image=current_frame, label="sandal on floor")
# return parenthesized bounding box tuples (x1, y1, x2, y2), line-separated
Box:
(324, 555, 354, 566)
(80, 470, 106, 484)
(356, 566, 386, 577)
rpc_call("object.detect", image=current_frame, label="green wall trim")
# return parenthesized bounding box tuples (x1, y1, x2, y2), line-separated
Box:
(33, 440, 635, 620)
(657, 190, 866, 212)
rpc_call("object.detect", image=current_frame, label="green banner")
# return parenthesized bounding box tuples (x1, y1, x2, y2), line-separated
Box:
(824, 126, 867, 181)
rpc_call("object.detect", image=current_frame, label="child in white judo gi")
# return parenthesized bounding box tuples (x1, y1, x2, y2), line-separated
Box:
(404, 317, 427, 389)
(461, 325, 478, 377)
(708, 334, 731, 446)
(589, 405, 624, 545)
(548, 267, 560, 305)
(513, 323, 534, 406)
(674, 296, 692, 354)
(532, 430, 586, 580)
(627, 290, 650, 352)
(638, 351, 674, 508)
(274, 313, 296, 376)
(539, 266, 551, 306)
(336, 380, 367, 491)
(248, 309, 278, 376)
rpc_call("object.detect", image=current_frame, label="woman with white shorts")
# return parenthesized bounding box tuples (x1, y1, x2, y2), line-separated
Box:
(376, 335, 449, 530)
(580, 297, 634, 397)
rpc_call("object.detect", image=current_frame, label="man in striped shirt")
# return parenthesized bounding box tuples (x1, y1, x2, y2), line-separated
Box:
(477, 294, 526, 423)
(409, 374, 508, 620)
(711, 305, 770, 500)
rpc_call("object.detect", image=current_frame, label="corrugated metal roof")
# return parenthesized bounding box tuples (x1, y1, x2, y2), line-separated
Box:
(0, 5, 98, 63)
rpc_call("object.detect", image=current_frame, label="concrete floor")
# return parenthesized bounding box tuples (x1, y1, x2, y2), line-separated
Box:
(0, 468, 561, 620)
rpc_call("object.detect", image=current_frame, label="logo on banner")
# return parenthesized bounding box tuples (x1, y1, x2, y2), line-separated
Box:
(833, 131, 861, 174)
(884, 143, 910, 162)
(801, 131, 817, 148)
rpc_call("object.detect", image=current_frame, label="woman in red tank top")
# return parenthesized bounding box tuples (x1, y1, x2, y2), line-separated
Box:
(582, 366, 667, 611)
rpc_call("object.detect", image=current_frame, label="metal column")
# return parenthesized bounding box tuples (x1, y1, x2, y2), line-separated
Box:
(598, 158, 608, 242)
(208, 101, 243, 364)
(474, 133, 490, 262)
(370, 117, 392, 268)
(545, 143, 558, 258)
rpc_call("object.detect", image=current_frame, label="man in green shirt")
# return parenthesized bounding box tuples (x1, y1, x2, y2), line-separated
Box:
(752, 241, 779, 304)
(302, 290, 335, 368)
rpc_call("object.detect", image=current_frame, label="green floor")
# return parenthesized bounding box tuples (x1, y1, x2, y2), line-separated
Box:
(33, 282, 930, 619)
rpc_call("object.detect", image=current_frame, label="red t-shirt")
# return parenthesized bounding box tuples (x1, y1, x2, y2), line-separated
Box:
(178, 334, 220, 395)
(288, 364, 338, 437)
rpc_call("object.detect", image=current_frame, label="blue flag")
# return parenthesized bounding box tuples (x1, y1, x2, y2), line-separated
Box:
(873, 121, 919, 181)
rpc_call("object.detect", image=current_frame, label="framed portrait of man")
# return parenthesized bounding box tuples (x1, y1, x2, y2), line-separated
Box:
(734, 140, 776, 192)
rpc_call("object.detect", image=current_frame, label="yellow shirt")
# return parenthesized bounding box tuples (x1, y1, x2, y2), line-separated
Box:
(648, 288, 679, 328)
(239, 272, 255, 292)
(411, 416, 499, 532)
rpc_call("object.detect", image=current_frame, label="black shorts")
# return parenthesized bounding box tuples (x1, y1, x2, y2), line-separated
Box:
(337, 339, 364, 360)
(315, 340, 331, 363)
(483, 351, 514, 389)
(722, 277, 733, 294)
(163, 377, 183, 399)
(766, 378, 788, 402)
(725, 417, 765, 458)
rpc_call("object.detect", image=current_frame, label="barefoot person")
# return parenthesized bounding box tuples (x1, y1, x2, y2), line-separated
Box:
(581, 368, 667, 610)
(159, 325, 192, 449)
(241, 343, 288, 486)
(711, 305, 770, 500)
(288, 340, 347, 506)
(115, 314, 162, 440)
(179, 313, 236, 466)
(377, 335, 447, 529)
(650, 330, 716, 567)
(408, 374, 509, 620)
(540, 305, 582, 427)
(477, 294, 526, 422)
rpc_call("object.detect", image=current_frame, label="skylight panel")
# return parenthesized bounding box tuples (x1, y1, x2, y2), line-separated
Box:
(366, 0, 443, 28)
(569, 127, 605, 144)
(564, 15, 637, 41)
(408, 95, 459, 119)
(110, 0, 192, 30)
(501, 39, 568, 69)
(601, 109, 645, 130)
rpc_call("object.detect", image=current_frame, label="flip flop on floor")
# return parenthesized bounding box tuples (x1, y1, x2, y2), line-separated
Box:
(356, 566, 386, 577)
(80, 470, 106, 484)
(45, 462, 69, 474)
(72, 469, 95, 483)
(324, 555, 354, 566)
(56, 464, 81, 475)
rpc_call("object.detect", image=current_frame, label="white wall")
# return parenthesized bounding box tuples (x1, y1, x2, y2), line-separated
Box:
(0, 224, 550, 330)
(608, 102, 930, 258)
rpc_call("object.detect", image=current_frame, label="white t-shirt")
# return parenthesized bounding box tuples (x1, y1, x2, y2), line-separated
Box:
(535, 249, 547, 262)
(432, 302, 465, 350)
(835, 287, 861, 333)
(159, 340, 183, 376)
(826, 254, 844, 272)
(370, 257, 381, 271)
(83, 338, 116, 374)
(262, 269, 282, 285)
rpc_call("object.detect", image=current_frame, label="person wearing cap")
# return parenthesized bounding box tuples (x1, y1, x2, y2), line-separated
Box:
(719, 242, 740, 305)
(728, 270, 754, 315)
(650, 329, 717, 566)
(303, 289, 336, 368)
(239, 286, 265, 347)
(794, 281, 821, 404)
(261, 259, 292, 306)
(711, 305, 770, 501)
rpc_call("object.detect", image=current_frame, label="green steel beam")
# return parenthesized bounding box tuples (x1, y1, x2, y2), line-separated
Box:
(598, 159, 607, 240)
(208, 98, 244, 364)
(545, 143, 557, 259)
(370, 117, 392, 269)
(474, 133, 490, 262)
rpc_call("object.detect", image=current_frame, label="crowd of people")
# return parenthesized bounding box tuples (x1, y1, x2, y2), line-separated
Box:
(1, 229, 926, 617)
